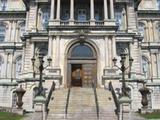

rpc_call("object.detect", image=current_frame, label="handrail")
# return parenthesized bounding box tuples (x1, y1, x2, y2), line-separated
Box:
(109, 82, 120, 114)
(45, 81, 55, 112)
(92, 82, 99, 119)
(65, 87, 71, 118)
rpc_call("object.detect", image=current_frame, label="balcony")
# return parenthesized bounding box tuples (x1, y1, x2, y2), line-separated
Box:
(49, 19, 116, 27)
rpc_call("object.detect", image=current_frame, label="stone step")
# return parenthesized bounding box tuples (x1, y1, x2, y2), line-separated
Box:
(47, 88, 118, 120)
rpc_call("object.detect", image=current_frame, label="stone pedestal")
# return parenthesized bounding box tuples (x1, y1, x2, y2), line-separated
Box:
(119, 96, 131, 120)
(139, 107, 153, 114)
(34, 96, 46, 120)
(12, 108, 24, 115)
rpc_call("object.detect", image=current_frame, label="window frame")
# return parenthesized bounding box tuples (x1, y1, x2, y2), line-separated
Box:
(0, 24, 6, 42)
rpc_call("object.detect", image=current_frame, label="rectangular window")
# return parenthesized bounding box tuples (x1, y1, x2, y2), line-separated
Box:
(0, 0, 7, 11)
(77, 9, 87, 22)
(61, 9, 70, 20)
(0, 26, 5, 42)
(115, 11, 122, 29)
(158, 0, 160, 9)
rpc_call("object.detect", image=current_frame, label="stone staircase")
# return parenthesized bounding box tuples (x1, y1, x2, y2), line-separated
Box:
(47, 87, 117, 120)
(97, 88, 117, 120)
(47, 89, 68, 120)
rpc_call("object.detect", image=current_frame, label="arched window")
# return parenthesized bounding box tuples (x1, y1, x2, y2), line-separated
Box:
(41, 7, 50, 29)
(0, 24, 6, 42)
(138, 22, 145, 41)
(142, 56, 150, 78)
(19, 23, 25, 37)
(0, 56, 4, 77)
(15, 56, 22, 78)
(0, 0, 7, 11)
(70, 44, 94, 58)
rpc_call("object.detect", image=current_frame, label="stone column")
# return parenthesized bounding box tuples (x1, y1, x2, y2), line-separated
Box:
(15, 25, 20, 42)
(25, 11, 29, 31)
(104, 0, 108, 20)
(149, 20, 154, 42)
(108, 37, 112, 67)
(69, 0, 74, 25)
(55, 36, 60, 67)
(144, 27, 148, 42)
(4, 52, 9, 78)
(151, 20, 155, 42)
(8, 21, 12, 42)
(157, 53, 160, 77)
(155, 53, 159, 78)
(105, 36, 109, 67)
(70, 0, 74, 20)
(110, 0, 114, 19)
(90, 0, 94, 20)
(151, 52, 157, 78)
(10, 51, 14, 79)
(50, 0, 55, 20)
(56, 0, 61, 20)
(90, 0, 95, 25)
(11, 21, 16, 42)
(112, 36, 116, 59)
(147, 20, 151, 42)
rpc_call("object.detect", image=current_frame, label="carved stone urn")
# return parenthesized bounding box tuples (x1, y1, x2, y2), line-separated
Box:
(15, 85, 26, 109)
(139, 86, 150, 108)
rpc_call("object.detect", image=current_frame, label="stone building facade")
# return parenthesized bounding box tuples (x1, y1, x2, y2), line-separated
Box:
(0, 0, 160, 112)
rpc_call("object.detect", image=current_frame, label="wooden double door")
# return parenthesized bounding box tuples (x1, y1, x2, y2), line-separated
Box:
(71, 64, 97, 87)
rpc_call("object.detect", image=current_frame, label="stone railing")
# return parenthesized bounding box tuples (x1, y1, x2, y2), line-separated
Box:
(109, 82, 120, 114)
(45, 81, 55, 112)
(95, 21, 104, 26)
(60, 21, 69, 26)
(74, 21, 90, 26)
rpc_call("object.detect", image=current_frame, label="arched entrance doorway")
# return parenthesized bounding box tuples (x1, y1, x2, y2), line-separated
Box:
(67, 42, 97, 88)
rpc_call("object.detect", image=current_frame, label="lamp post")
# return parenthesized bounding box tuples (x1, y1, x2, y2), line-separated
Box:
(31, 53, 52, 97)
(112, 53, 134, 97)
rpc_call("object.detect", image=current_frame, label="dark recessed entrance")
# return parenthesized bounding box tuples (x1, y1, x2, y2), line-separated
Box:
(71, 63, 97, 87)
(71, 64, 82, 87)
(67, 42, 97, 88)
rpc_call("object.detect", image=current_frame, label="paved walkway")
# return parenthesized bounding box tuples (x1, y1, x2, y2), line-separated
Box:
(22, 112, 42, 120)
(22, 112, 147, 120)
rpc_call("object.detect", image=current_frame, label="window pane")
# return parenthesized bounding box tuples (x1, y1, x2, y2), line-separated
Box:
(0, 25, 6, 42)
(71, 44, 94, 57)
(158, 0, 160, 9)
(138, 23, 145, 41)
(42, 8, 50, 29)
(0, 0, 7, 11)
(15, 56, 22, 78)
(142, 57, 149, 78)
(20, 23, 25, 36)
